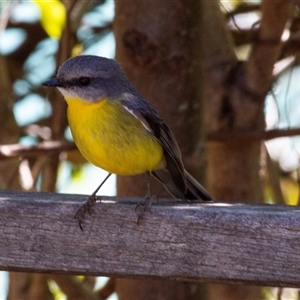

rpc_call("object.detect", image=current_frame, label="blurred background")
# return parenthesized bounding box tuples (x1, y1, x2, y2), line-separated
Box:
(0, 0, 300, 299)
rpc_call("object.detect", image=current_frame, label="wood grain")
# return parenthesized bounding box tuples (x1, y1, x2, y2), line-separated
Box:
(0, 190, 299, 287)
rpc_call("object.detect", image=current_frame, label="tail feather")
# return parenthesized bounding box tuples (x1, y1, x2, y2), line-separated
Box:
(183, 170, 212, 200)
(152, 169, 212, 201)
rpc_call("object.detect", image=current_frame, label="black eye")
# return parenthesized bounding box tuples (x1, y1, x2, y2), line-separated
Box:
(79, 77, 90, 86)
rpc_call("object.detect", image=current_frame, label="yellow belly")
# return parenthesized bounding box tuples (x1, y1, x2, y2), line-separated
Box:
(65, 97, 164, 175)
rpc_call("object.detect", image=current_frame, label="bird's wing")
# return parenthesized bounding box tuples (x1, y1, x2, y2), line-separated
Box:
(121, 93, 186, 194)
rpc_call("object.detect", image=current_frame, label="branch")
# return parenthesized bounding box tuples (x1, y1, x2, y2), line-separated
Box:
(1, 127, 299, 160)
(207, 127, 300, 141)
(246, 0, 293, 97)
(0, 141, 76, 160)
(1, 190, 300, 287)
(95, 278, 115, 300)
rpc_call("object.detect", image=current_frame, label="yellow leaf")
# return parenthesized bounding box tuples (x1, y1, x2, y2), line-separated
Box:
(280, 177, 299, 205)
(33, 0, 66, 39)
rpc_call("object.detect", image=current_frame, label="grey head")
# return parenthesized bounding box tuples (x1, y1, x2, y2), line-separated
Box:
(42, 55, 135, 102)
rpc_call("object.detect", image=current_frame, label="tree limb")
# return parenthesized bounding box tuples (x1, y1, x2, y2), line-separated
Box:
(246, 0, 293, 97)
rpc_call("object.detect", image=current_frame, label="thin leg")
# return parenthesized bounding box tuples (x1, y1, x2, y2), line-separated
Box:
(146, 171, 151, 197)
(135, 172, 156, 224)
(90, 172, 112, 197)
(74, 173, 112, 230)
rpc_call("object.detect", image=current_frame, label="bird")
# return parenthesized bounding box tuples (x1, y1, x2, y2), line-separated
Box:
(42, 55, 212, 227)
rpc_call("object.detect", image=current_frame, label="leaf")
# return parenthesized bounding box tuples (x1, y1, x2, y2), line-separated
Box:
(33, 0, 66, 39)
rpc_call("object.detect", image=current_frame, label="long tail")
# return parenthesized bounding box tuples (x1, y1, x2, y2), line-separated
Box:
(152, 169, 212, 201)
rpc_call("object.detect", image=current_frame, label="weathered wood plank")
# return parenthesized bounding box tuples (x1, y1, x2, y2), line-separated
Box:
(0, 190, 300, 287)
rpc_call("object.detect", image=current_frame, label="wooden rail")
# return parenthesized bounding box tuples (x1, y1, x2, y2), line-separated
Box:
(0, 190, 299, 287)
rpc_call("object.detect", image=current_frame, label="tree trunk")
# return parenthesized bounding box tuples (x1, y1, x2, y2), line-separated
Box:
(203, 1, 292, 300)
(114, 0, 207, 299)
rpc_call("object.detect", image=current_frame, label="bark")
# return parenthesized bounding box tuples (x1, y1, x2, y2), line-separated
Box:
(0, 53, 29, 300)
(0, 55, 20, 190)
(114, 0, 207, 299)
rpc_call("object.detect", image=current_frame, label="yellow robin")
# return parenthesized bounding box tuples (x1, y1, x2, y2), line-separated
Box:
(43, 55, 212, 227)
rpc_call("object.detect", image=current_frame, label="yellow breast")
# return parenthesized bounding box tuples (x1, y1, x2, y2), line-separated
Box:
(65, 97, 164, 175)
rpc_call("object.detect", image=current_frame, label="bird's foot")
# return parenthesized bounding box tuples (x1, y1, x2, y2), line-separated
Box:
(74, 194, 101, 230)
(135, 194, 157, 225)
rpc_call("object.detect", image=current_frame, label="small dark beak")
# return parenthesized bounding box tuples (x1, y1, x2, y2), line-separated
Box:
(42, 78, 65, 87)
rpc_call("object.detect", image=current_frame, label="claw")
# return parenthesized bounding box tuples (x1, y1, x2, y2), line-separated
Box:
(78, 220, 84, 231)
(74, 194, 100, 230)
(135, 195, 155, 225)
(73, 173, 111, 230)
